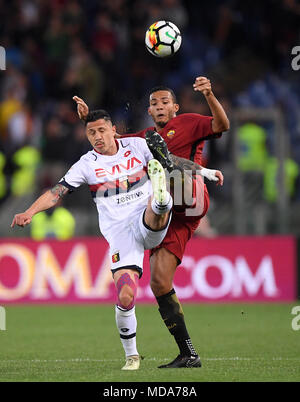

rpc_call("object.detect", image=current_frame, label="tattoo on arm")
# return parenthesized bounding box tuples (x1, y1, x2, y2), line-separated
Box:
(170, 154, 202, 174)
(50, 184, 69, 203)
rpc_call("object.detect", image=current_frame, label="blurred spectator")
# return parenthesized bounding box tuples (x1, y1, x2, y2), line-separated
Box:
(0, 151, 7, 202)
(40, 117, 68, 187)
(237, 122, 269, 173)
(11, 145, 41, 197)
(161, 0, 188, 29)
(92, 12, 118, 62)
(65, 122, 91, 165)
(31, 197, 75, 240)
(263, 157, 299, 203)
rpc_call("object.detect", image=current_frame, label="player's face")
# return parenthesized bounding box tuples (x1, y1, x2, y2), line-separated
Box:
(148, 90, 179, 128)
(86, 119, 117, 155)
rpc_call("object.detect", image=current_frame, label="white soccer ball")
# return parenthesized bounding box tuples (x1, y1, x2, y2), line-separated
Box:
(145, 21, 182, 57)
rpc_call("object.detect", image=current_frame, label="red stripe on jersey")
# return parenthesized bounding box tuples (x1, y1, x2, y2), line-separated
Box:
(89, 167, 147, 193)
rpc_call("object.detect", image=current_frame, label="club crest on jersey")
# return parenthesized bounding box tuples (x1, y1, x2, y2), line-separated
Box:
(112, 252, 120, 263)
(95, 157, 142, 178)
(167, 130, 175, 138)
(118, 177, 128, 190)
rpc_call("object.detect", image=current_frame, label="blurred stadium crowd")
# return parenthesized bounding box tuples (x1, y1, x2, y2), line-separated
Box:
(0, 0, 300, 237)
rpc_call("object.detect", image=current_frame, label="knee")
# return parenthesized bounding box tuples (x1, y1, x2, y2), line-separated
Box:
(150, 249, 177, 297)
(118, 286, 134, 309)
(116, 272, 137, 310)
(150, 272, 172, 297)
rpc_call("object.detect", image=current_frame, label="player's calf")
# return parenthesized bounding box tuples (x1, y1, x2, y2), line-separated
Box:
(114, 271, 140, 367)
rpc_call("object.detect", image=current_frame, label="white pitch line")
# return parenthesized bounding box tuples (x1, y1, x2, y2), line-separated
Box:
(2, 357, 300, 363)
(205, 357, 300, 361)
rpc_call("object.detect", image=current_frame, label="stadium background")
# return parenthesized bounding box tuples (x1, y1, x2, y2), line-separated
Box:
(0, 0, 300, 382)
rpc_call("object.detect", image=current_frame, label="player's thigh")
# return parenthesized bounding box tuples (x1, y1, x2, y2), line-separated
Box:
(107, 224, 144, 277)
(134, 209, 172, 250)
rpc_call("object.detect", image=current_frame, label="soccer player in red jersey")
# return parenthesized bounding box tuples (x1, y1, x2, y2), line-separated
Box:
(73, 76, 229, 368)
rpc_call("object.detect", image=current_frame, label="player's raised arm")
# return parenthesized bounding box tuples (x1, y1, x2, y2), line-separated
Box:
(72, 95, 89, 121)
(11, 183, 69, 228)
(193, 76, 230, 133)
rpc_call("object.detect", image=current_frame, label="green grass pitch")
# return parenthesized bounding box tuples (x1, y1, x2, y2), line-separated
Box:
(0, 303, 299, 382)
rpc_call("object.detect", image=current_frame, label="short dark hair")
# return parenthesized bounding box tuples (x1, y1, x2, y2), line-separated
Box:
(149, 86, 177, 103)
(85, 109, 112, 126)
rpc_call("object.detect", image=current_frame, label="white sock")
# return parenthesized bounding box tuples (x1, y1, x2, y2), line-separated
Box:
(115, 305, 138, 357)
(151, 191, 173, 215)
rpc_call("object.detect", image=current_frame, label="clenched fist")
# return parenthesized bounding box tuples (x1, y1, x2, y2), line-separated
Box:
(73, 96, 89, 121)
(193, 76, 212, 97)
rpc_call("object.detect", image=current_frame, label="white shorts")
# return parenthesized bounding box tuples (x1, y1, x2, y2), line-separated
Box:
(107, 209, 171, 278)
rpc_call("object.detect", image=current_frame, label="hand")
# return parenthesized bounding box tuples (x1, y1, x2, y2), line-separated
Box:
(193, 76, 212, 96)
(72, 95, 89, 120)
(11, 212, 33, 228)
(214, 170, 224, 186)
(200, 168, 224, 186)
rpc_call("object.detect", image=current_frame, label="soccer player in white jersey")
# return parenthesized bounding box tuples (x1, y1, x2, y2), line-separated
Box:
(11, 109, 173, 371)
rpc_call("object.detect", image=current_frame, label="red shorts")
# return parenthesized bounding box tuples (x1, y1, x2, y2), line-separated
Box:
(150, 179, 210, 264)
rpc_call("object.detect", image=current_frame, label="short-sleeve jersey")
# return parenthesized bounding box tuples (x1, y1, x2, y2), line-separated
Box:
(59, 137, 153, 238)
(124, 113, 221, 166)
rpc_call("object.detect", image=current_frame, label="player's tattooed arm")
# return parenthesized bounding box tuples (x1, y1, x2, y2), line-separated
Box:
(11, 184, 69, 228)
(170, 154, 223, 186)
(170, 154, 203, 174)
(50, 183, 69, 203)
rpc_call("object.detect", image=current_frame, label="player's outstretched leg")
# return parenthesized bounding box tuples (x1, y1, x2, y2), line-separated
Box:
(145, 130, 174, 173)
(114, 270, 140, 370)
(146, 130, 198, 207)
(148, 159, 169, 204)
(147, 159, 172, 221)
(145, 129, 204, 174)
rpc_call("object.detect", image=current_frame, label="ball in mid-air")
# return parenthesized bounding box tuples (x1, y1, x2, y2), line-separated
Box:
(145, 21, 182, 57)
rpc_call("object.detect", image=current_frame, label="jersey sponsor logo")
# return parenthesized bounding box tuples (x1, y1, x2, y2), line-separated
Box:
(95, 157, 142, 178)
(112, 252, 120, 263)
(89, 168, 147, 198)
(167, 129, 175, 138)
(116, 191, 144, 204)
